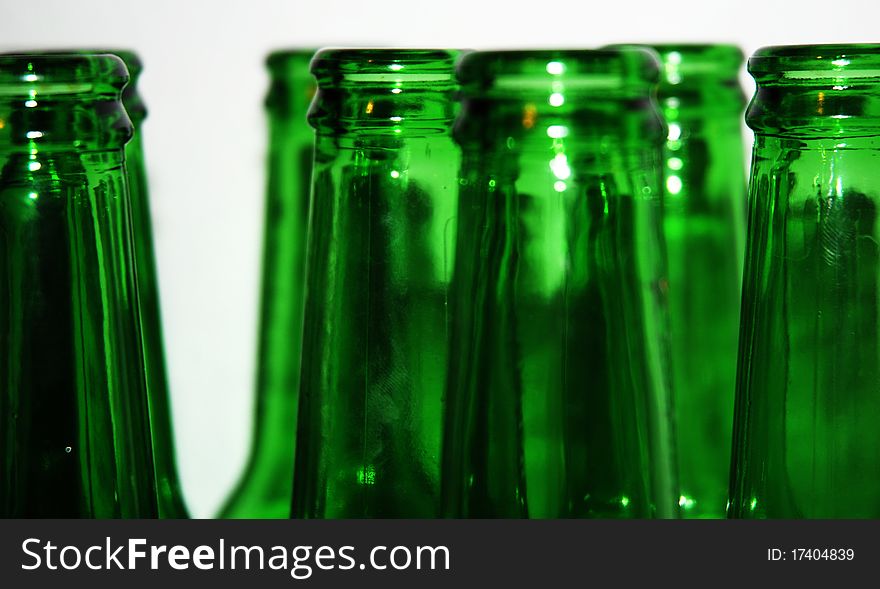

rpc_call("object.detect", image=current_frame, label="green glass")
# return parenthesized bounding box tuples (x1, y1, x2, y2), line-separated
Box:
(442, 49, 677, 518)
(0, 54, 157, 517)
(220, 49, 316, 518)
(730, 44, 880, 518)
(651, 45, 746, 518)
(116, 50, 187, 519)
(292, 49, 459, 518)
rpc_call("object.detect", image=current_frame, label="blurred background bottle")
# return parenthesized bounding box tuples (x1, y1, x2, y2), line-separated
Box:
(0, 53, 157, 517)
(442, 48, 677, 518)
(649, 44, 746, 519)
(220, 49, 316, 518)
(730, 44, 880, 518)
(291, 49, 459, 518)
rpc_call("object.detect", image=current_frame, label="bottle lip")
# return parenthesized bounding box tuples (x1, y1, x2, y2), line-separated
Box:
(266, 49, 318, 77)
(311, 48, 459, 84)
(749, 44, 880, 81)
(11, 50, 146, 120)
(641, 44, 743, 86)
(457, 48, 659, 94)
(0, 53, 128, 95)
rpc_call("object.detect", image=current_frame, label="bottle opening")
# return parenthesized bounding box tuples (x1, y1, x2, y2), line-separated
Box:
(647, 44, 743, 86)
(457, 49, 659, 98)
(750, 44, 880, 83)
(267, 49, 318, 78)
(311, 48, 458, 86)
(0, 53, 128, 96)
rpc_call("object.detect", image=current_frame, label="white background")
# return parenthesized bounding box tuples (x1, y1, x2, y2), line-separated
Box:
(0, 0, 874, 517)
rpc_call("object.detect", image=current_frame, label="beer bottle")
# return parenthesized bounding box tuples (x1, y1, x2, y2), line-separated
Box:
(291, 49, 459, 518)
(730, 44, 880, 518)
(442, 49, 677, 518)
(650, 44, 746, 518)
(221, 49, 315, 518)
(0, 53, 157, 517)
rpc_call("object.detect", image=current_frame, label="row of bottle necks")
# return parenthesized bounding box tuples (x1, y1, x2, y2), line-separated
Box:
(3, 43, 879, 518)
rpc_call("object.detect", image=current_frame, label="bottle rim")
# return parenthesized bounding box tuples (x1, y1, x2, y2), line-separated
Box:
(0, 53, 128, 96)
(311, 48, 459, 84)
(13, 50, 145, 120)
(457, 48, 659, 94)
(749, 44, 880, 81)
(266, 49, 318, 76)
(642, 44, 743, 86)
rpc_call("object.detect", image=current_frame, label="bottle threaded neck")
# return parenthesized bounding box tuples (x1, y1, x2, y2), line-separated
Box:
(22, 49, 145, 121)
(308, 48, 459, 135)
(747, 44, 880, 137)
(0, 53, 132, 151)
(265, 49, 317, 116)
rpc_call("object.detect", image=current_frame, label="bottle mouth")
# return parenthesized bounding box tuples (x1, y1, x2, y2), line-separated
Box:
(311, 48, 459, 86)
(267, 49, 318, 79)
(457, 48, 659, 97)
(749, 44, 880, 83)
(643, 44, 743, 86)
(0, 53, 128, 97)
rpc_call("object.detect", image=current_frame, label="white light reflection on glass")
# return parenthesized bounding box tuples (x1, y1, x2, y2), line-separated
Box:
(666, 175, 682, 195)
(26, 131, 43, 139)
(546, 61, 564, 75)
(546, 125, 568, 139)
(554, 181, 567, 192)
(665, 51, 682, 85)
(550, 153, 571, 180)
(549, 93, 564, 107)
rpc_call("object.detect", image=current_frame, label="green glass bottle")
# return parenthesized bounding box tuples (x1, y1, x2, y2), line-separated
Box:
(0, 53, 157, 517)
(292, 49, 459, 518)
(442, 49, 677, 518)
(650, 45, 746, 519)
(730, 44, 880, 518)
(220, 49, 316, 518)
(115, 49, 188, 519)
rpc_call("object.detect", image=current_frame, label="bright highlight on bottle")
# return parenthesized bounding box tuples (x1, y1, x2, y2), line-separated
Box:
(546, 61, 565, 75)
(546, 125, 569, 139)
(550, 154, 571, 180)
